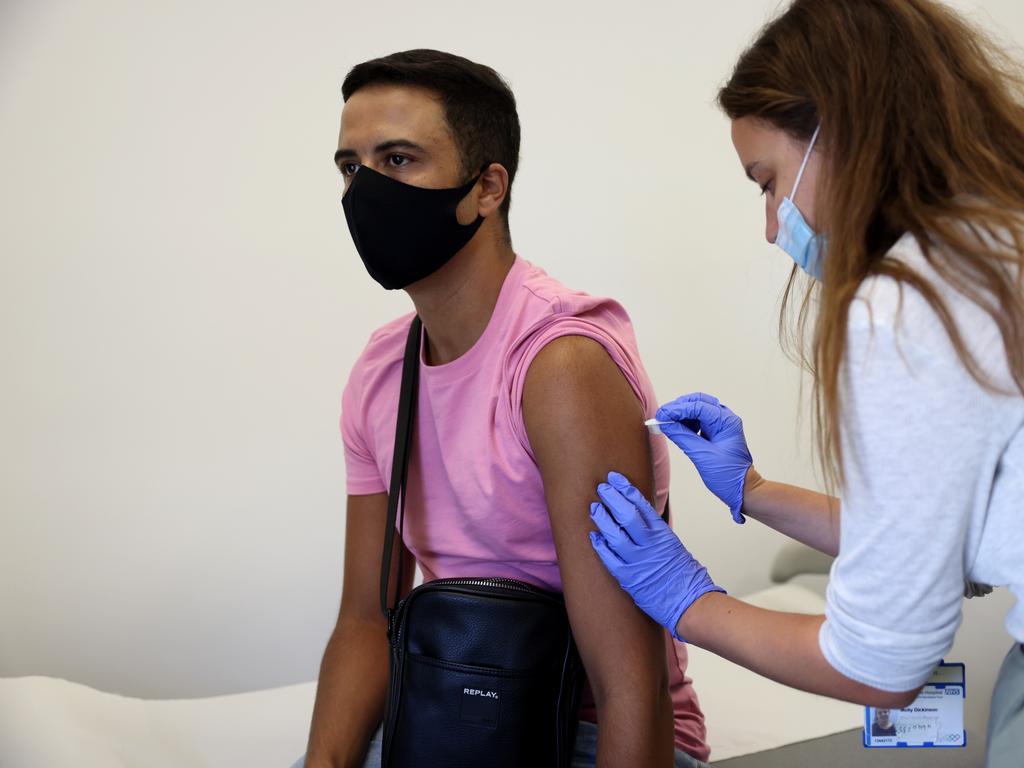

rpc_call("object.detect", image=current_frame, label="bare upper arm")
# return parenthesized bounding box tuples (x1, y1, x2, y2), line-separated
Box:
(522, 335, 667, 702)
(338, 492, 415, 627)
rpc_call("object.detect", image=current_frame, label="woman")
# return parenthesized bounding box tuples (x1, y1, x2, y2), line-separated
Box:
(588, 1, 1024, 765)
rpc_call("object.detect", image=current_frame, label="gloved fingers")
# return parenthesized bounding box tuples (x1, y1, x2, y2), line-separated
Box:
(681, 418, 703, 434)
(589, 531, 626, 574)
(658, 418, 709, 449)
(658, 397, 722, 429)
(606, 472, 665, 534)
(589, 501, 633, 548)
(662, 392, 721, 408)
(656, 392, 720, 426)
(596, 483, 649, 545)
(657, 398, 726, 438)
(719, 403, 744, 428)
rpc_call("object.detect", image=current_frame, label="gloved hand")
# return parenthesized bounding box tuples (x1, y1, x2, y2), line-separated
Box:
(657, 392, 753, 524)
(589, 471, 725, 641)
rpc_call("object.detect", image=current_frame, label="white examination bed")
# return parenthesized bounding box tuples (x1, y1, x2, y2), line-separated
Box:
(0, 576, 983, 766)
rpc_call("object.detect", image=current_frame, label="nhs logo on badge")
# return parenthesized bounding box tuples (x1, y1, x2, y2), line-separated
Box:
(460, 686, 500, 728)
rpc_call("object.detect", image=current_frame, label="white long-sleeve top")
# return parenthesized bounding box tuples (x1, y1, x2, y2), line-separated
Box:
(818, 233, 1024, 693)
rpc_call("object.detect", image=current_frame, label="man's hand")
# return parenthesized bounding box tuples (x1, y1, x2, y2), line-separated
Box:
(589, 471, 725, 642)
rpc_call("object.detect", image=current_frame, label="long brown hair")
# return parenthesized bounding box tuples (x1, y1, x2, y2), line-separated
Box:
(718, 0, 1024, 488)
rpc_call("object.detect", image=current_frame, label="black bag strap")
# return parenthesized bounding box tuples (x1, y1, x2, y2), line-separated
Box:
(377, 314, 671, 614)
(380, 316, 423, 618)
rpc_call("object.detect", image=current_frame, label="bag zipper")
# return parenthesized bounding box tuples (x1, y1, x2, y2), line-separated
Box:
(426, 577, 553, 594)
(390, 577, 562, 651)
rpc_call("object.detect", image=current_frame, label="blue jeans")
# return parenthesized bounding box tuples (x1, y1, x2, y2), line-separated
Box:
(290, 721, 710, 767)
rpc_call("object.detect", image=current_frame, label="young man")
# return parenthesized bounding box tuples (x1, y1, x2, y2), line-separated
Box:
(295, 50, 710, 767)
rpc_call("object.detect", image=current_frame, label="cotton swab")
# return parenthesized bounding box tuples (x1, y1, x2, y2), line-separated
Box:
(645, 417, 703, 436)
(645, 419, 673, 435)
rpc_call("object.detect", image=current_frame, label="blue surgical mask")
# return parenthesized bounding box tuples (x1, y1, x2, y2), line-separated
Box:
(775, 124, 825, 281)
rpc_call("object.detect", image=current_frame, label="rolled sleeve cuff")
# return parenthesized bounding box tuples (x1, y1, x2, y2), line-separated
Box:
(346, 475, 387, 496)
(818, 615, 946, 693)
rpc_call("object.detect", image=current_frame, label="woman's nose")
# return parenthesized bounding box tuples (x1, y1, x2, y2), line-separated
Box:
(765, 204, 779, 245)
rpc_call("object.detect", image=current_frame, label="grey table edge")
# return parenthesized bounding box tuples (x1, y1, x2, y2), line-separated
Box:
(711, 727, 984, 767)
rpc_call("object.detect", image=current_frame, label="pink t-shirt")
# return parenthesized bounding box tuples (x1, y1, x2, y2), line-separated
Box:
(341, 257, 709, 760)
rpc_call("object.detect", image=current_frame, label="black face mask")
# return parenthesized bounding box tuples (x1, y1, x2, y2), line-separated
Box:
(342, 165, 486, 290)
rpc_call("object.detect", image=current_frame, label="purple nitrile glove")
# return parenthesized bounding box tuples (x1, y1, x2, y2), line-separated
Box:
(589, 471, 724, 642)
(657, 392, 753, 524)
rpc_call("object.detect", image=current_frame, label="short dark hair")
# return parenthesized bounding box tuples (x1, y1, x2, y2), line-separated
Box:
(342, 49, 520, 235)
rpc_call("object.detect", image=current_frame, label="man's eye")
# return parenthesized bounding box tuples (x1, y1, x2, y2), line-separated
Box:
(340, 162, 360, 177)
(388, 154, 410, 168)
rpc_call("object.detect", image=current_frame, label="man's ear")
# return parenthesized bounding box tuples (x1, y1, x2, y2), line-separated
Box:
(476, 162, 509, 218)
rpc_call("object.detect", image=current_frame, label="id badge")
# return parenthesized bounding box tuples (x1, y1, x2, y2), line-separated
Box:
(863, 662, 966, 748)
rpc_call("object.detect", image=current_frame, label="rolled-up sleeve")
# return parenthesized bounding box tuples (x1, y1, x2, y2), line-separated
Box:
(819, 306, 993, 692)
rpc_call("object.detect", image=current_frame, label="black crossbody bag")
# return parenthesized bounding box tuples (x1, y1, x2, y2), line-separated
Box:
(379, 316, 586, 768)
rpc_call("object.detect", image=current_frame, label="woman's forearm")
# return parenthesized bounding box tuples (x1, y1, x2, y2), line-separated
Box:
(677, 592, 919, 708)
(742, 469, 840, 556)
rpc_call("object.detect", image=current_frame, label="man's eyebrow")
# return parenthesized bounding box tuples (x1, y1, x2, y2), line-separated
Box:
(334, 148, 357, 168)
(744, 161, 760, 182)
(374, 139, 426, 154)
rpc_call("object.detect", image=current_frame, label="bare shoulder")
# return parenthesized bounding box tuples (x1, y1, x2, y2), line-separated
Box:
(523, 334, 652, 499)
(523, 335, 642, 423)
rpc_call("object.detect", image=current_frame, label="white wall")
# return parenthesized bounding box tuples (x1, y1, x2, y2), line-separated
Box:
(1, 0, 1021, 738)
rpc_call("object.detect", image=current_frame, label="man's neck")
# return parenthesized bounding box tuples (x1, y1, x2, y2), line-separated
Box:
(407, 236, 516, 366)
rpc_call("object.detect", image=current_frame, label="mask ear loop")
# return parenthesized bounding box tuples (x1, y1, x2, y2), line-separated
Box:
(790, 124, 821, 201)
(467, 162, 491, 185)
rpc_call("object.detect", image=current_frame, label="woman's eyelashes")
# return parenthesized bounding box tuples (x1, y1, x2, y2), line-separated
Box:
(759, 179, 774, 197)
